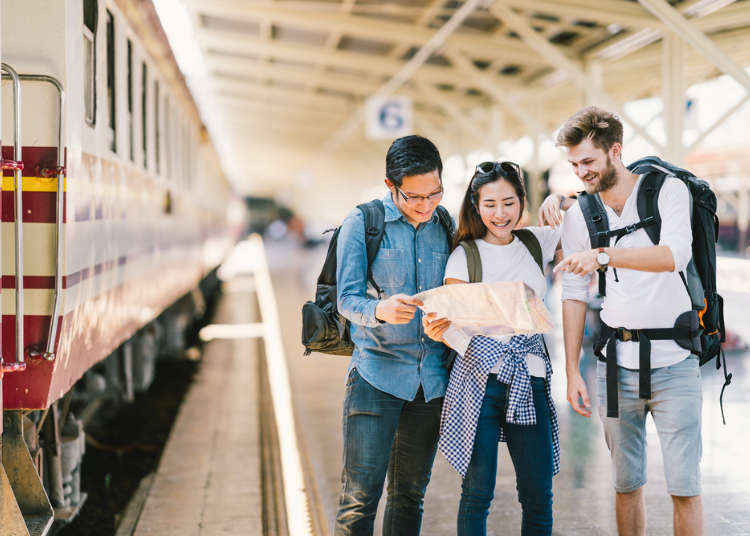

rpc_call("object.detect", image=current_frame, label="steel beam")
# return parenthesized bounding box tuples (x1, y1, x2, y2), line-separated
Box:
(443, 50, 546, 137)
(638, 0, 750, 93)
(688, 94, 750, 151)
(189, 0, 547, 66)
(503, 0, 661, 29)
(324, 0, 485, 150)
(414, 81, 487, 149)
(199, 31, 513, 99)
(663, 32, 686, 164)
(489, 1, 665, 152)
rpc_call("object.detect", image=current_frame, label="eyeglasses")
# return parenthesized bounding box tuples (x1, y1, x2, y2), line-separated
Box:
(394, 184, 444, 205)
(474, 161, 521, 179)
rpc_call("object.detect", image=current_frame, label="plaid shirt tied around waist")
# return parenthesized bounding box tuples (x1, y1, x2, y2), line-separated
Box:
(438, 334, 560, 477)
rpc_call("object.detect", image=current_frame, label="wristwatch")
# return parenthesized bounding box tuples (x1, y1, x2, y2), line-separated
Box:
(596, 247, 610, 272)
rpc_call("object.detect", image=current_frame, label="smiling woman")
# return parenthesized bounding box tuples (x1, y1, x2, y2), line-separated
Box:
(453, 160, 527, 248)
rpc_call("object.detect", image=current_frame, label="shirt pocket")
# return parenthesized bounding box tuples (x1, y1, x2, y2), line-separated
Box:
(431, 251, 449, 286)
(372, 248, 406, 292)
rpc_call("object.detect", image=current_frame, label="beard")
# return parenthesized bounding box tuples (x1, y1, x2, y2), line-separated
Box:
(585, 155, 618, 194)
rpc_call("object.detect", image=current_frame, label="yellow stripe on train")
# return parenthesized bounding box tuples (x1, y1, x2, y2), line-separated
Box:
(2, 176, 67, 192)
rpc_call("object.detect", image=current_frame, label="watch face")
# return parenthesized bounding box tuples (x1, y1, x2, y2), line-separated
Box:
(597, 252, 609, 265)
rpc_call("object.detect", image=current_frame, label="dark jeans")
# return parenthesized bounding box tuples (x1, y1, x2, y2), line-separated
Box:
(334, 368, 442, 536)
(458, 375, 554, 536)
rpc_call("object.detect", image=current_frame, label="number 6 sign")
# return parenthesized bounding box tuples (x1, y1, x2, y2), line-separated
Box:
(366, 96, 412, 140)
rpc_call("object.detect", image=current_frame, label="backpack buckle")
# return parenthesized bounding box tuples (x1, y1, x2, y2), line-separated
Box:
(624, 223, 638, 234)
(617, 327, 638, 342)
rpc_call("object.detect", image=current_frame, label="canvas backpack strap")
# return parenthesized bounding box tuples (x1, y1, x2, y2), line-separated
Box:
(435, 205, 455, 241)
(635, 170, 695, 298)
(458, 239, 482, 283)
(578, 192, 610, 296)
(635, 171, 666, 245)
(356, 200, 386, 298)
(315, 226, 341, 287)
(512, 229, 544, 274)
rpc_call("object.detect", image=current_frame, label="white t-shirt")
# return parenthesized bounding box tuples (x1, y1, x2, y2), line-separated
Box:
(444, 226, 561, 377)
(561, 175, 693, 369)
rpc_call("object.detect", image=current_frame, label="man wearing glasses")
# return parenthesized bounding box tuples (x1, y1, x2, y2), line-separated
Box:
(334, 135, 454, 535)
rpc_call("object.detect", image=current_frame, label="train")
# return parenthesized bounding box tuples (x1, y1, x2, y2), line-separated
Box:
(0, 0, 245, 533)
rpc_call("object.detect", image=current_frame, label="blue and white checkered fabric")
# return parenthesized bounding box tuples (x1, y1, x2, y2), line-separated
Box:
(438, 334, 560, 477)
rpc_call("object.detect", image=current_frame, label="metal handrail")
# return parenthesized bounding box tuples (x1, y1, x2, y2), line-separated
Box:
(18, 75, 65, 361)
(1, 62, 25, 368)
(1, 71, 66, 362)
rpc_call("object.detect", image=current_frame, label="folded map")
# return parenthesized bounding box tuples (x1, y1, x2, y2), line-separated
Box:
(414, 281, 553, 355)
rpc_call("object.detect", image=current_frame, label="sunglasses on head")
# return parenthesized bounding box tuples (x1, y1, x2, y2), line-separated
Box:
(474, 161, 521, 178)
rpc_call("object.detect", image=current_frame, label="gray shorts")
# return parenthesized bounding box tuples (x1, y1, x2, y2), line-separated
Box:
(596, 356, 702, 496)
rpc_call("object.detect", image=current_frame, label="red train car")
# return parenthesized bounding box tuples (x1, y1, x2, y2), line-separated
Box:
(0, 0, 244, 533)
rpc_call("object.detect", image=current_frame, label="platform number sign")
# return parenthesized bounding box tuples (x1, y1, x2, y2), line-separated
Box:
(366, 96, 412, 140)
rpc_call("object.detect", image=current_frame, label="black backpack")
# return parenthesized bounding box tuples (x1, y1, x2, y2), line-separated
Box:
(301, 200, 454, 356)
(579, 156, 731, 421)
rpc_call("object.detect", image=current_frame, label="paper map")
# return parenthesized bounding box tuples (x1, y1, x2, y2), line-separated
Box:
(414, 281, 553, 355)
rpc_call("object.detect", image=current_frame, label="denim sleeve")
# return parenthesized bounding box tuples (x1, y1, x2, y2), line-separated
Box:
(336, 209, 380, 328)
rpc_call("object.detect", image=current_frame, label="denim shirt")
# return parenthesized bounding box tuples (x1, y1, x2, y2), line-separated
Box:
(336, 194, 453, 401)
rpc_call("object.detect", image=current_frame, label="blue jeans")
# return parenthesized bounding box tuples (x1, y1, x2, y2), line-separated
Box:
(334, 368, 443, 536)
(458, 376, 554, 536)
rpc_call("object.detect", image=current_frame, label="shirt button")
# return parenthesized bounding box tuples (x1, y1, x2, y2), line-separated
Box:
(418, 258, 422, 263)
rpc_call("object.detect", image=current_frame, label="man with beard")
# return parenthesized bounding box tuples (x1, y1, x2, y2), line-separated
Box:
(551, 107, 702, 536)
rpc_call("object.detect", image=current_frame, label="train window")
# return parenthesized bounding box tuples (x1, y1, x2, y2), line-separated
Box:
(164, 97, 170, 180)
(155, 81, 160, 174)
(141, 62, 147, 169)
(83, 0, 97, 126)
(106, 10, 116, 153)
(127, 39, 134, 162)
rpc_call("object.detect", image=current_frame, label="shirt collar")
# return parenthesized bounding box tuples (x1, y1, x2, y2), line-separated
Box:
(381, 192, 440, 224)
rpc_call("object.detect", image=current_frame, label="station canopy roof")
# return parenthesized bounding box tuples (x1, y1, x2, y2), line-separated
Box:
(179, 0, 750, 195)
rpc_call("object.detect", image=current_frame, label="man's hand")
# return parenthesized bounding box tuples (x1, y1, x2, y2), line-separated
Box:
(375, 294, 423, 324)
(554, 249, 600, 276)
(567, 372, 592, 417)
(422, 312, 451, 342)
(538, 193, 564, 227)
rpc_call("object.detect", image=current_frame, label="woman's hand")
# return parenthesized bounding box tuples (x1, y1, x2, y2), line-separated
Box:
(422, 312, 451, 342)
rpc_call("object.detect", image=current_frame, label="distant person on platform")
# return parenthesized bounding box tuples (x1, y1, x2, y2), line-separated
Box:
(334, 135, 454, 535)
(551, 106, 703, 536)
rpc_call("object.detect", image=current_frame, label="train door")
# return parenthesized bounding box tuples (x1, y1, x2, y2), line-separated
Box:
(1, 20, 55, 535)
(0, 21, 34, 535)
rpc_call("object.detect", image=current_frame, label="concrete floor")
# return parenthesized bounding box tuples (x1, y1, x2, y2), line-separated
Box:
(134, 290, 264, 536)
(270, 240, 750, 536)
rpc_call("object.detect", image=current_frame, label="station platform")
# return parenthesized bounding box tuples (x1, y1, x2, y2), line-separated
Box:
(131, 237, 750, 535)
(132, 279, 265, 535)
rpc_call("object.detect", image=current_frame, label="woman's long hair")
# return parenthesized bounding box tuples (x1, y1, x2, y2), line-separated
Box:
(453, 161, 527, 249)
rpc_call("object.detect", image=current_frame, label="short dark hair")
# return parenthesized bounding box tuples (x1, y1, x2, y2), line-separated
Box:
(385, 135, 442, 187)
(556, 106, 623, 152)
(454, 161, 526, 248)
